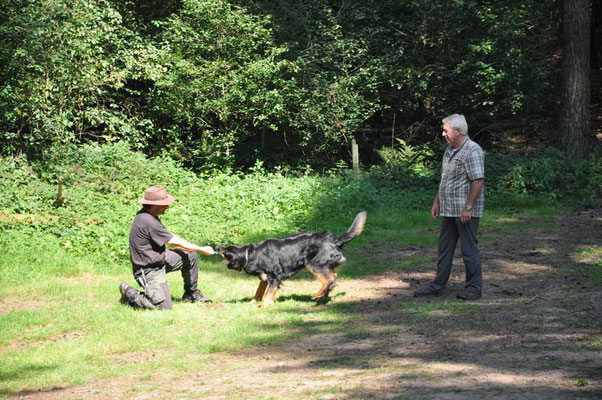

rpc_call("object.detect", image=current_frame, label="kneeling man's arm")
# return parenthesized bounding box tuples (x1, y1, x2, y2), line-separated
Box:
(167, 235, 215, 256)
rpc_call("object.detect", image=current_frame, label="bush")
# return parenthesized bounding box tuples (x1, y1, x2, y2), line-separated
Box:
(0, 143, 378, 269)
(487, 146, 602, 207)
(1, 141, 600, 278)
(366, 140, 602, 209)
(368, 140, 439, 188)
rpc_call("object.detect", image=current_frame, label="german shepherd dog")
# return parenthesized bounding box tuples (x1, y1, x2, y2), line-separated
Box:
(216, 212, 366, 308)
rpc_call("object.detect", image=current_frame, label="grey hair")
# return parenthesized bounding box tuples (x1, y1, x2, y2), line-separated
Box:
(442, 114, 468, 135)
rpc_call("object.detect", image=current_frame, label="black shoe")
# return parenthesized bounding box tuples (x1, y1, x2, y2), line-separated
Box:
(456, 290, 482, 300)
(182, 289, 212, 303)
(413, 287, 442, 297)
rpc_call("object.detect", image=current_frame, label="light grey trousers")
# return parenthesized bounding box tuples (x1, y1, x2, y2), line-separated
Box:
(427, 217, 482, 294)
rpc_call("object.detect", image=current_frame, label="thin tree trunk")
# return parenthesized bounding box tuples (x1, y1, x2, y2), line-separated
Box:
(560, 0, 591, 159)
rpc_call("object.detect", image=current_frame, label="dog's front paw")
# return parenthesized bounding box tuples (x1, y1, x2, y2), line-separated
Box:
(250, 298, 258, 304)
(260, 299, 274, 308)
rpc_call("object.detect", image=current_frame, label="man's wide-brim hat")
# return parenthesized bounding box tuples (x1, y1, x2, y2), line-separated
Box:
(138, 185, 174, 206)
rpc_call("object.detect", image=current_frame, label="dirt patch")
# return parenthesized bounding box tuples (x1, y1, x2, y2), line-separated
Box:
(104, 350, 167, 367)
(11, 210, 602, 399)
(2, 331, 85, 352)
(366, 241, 423, 263)
(0, 299, 44, 316)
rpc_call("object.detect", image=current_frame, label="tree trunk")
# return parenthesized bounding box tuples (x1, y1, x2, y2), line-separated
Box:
(560, 0, 591, 159)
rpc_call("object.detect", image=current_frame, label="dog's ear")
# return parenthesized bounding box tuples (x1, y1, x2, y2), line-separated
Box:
(217, 245, 240, 261)
(219, 246, 247, 270)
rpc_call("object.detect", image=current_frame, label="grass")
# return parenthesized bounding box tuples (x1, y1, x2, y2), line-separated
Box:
(566, 243, 602, 286)
(1, 145, 601, 396)
(0, 268, 346, 391)
(0, 188, 549, 396)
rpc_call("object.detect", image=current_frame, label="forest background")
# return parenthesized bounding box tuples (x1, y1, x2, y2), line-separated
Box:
(2, 1, 602, 397)
(1, 0, 600, 172)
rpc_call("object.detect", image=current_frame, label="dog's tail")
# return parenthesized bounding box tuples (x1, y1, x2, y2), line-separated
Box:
(336, 211, 366, 247)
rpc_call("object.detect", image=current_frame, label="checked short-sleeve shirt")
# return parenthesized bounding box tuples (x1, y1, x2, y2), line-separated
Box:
(438, 137, 485, 217)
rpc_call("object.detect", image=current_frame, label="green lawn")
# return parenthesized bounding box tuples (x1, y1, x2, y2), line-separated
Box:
(2, 150, 593, 397)
(0, 190, 571, 396)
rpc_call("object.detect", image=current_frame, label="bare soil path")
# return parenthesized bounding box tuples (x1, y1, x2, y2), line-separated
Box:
(15, 210, 602, 399)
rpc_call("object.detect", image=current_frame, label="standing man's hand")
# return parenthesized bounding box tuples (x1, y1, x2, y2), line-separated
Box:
(430, 196, 439, 219)
(461, 178, 483, 224)
(460, 209, 472, 224)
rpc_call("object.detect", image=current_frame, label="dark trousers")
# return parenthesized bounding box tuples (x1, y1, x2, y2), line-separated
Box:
(129, 250, 199, 310)
(428, 217, 482, 293)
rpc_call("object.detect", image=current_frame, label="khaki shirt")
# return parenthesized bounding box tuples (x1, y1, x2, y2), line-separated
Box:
(438, 137, 485, 217)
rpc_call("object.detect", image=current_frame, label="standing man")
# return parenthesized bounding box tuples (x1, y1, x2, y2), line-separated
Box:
(414, 114, 485, 300)
(120, 185, 216, 309)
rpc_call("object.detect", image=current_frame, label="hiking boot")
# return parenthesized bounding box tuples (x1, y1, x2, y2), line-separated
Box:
(456, 290, 482, 301)
(182, 289, 212, 303)
(413, 287, 442, 297)
(119, 282, 135, 304)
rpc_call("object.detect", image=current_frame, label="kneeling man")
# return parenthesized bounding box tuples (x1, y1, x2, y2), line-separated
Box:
(120, 185, 216, 309)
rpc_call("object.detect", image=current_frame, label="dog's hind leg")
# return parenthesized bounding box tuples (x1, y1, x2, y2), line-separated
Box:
(318, 270, 338, 299)
(250, 280, 268, 304)
(307, 266, 335, 300)
(323, 272, 338, 298)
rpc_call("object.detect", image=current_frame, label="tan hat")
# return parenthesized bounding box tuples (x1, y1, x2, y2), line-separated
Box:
(138, 185, 174, 206)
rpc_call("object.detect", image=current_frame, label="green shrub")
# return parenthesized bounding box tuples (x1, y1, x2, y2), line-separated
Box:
(367, 140, 602, 209)
(0, 143, 377, 272)
(368, 140, 438, 188)
(487, 147, 602, 207)
(1, 141, 600, 282)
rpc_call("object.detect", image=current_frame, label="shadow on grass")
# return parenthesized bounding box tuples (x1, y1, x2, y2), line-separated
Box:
(229, 208, 602, 398)
(223, 293, 342, 305)
(254, 291, 601, 397)
(0, 364, 58, 383)
(0, 386, 69, 398)
(0, 364, 63, 397)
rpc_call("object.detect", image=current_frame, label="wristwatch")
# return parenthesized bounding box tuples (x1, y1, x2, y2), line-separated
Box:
(464, 204, 473, 211)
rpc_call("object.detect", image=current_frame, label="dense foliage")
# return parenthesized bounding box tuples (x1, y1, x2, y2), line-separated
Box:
(0, 0, 569, 170)
(0, 143, 378, 267)
(1, 143, 601, 275)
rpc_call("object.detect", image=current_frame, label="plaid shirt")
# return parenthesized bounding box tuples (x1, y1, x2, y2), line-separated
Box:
(438, 137, 485, 217)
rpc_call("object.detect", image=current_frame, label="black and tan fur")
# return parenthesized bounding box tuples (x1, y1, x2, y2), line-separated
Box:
(216, 212, 366, 308)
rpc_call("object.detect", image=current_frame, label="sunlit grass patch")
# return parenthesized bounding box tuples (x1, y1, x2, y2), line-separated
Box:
(567, 244, 602, 286)
(0, 266, 353, 394)
(575, 244, 602, 258)
(343, 326, 373, 339)
(399, 301, 479, 316)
